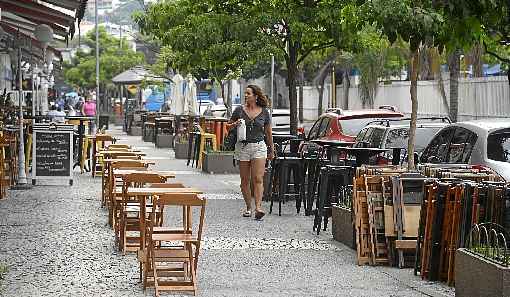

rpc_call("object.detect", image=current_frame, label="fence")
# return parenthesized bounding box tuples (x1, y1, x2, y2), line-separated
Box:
(299, 76, 510, 122)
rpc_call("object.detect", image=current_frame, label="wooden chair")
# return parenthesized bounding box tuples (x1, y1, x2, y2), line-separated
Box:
(119, 172, 167, 254)
(107, 161, 149, 227)
(107, 144, 130, 150)
(92, 134, 116, 177)
(143, 193, 206, 296)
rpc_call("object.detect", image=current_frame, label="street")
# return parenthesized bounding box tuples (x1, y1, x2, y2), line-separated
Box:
(0, 126, 455, 297)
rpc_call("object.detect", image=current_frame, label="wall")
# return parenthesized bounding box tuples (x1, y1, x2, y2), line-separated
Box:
(299, 76, 510, 122)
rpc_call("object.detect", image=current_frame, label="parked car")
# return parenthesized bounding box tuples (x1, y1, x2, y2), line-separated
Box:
(419, 120, 510, 181)
(306, 106, 404, 141)
(271, 109, 291, 134)
(354, 117, 450, 164)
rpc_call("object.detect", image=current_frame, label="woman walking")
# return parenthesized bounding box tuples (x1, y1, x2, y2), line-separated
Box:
(227, 85, 274, 220)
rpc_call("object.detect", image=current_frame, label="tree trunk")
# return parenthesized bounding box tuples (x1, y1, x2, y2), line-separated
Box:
(227, 80, 232, 117)
(449, 49, 460, 122)
(343, 70, 350, 109)
(298, 69, 304, 123)
(287, 41, 299, 135)
(318, 85, 324, 117)
(407, 48, 420, 171)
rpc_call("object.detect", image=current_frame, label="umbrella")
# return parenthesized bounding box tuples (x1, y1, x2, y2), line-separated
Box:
(171, 73, 184, 115)
(183, 74, 199, 116)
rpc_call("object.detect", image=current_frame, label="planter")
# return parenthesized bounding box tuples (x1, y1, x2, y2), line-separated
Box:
(332, 205, 356, 250)
(174, 142, 189, 159)
(202, 151, 239, 174)
(156, 134, 174, 148)
(455, 248, 510, 297)
(130, 126, 142, 136)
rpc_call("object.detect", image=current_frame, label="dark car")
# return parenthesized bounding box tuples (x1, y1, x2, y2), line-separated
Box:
(354, 117, 450, 164)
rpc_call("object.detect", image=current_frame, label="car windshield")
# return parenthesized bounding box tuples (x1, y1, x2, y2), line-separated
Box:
(339, 118, 385, 136)
(487, 130, 510, 162)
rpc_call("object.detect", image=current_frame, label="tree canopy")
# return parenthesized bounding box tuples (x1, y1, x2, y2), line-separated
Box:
(64, 26, 145, 92)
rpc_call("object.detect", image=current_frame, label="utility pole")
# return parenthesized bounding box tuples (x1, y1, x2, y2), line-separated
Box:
(16, 42, 28, 187)
(95, 0, 100, 124)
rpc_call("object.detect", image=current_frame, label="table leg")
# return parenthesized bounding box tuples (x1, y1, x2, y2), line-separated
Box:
(73, 120, 85, 169)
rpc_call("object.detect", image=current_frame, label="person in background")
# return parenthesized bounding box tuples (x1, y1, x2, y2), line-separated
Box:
(55, 97, 65, 111)
(81, 96, 97, 134)
(47, 105, 66, 123)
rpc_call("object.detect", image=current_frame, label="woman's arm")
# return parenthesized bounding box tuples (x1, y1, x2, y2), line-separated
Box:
(265, 123, 274, 159)
(226, 106, 241, 130)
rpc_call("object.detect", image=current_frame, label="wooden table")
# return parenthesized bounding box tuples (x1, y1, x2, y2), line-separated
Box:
(113, 170, 175, 179)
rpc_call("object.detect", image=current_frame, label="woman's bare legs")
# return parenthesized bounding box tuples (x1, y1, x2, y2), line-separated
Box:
(238, 161, 253, 212)
(250, 158, 266, 213)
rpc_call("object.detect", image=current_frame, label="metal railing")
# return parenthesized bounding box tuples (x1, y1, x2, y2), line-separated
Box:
(467, 222, 509, 267)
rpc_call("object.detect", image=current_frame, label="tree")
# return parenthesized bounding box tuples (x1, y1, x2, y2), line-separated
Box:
(136, 0, 362, 134)
(368, 0, 444, 170)
(134, 1, 269, 116)
(63, 27, 145, 111)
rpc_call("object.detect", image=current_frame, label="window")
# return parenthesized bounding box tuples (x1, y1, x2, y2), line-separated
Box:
(338, 118, 379, 136)
(308, 118, 323, 140)
(317, 117, 331, 138)
(487, 129, 510, 163)
(420, 127, 455, 163)
(386, 128, 409, 149)
(367, 128, 385, 148)
(355, 128, 370, 147)
(447, 127, 477, 163)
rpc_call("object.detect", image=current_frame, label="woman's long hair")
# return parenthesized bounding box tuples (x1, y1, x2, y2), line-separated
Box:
(247, 84, 270, 108)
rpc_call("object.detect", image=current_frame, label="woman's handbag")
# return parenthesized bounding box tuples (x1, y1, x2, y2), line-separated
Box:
(223, 128, 237, 151)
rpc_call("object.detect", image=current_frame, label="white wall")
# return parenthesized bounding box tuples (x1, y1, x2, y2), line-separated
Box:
(300, 76, 510, 122)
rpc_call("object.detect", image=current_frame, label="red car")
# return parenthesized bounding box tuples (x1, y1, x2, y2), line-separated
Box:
(306, 106, 404, 142)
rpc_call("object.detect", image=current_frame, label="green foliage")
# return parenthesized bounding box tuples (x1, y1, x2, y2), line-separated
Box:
(0, 263, 7, 291)
(63, 26, 145, 92)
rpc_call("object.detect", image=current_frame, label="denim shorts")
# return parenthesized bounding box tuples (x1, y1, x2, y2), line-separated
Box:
(234, 141, 267, 161)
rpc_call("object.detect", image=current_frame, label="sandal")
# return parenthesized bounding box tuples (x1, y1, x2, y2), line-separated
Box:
(254, 210, 265, 220)
(242, 210, 252, 217)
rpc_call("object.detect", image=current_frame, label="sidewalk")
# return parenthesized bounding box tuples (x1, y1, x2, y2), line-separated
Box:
(0, 126, 455, 297)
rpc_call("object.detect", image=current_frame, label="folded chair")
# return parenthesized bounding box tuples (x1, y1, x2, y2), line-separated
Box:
(119, 172, 167, 254)
(143, 193, 206, 296)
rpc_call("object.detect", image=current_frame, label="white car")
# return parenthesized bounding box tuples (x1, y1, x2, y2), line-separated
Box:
(271, 109, 291, 134)
(419, 120, 510, 181)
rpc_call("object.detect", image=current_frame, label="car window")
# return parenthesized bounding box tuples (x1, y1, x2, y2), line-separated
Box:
(386, 126, 444, 152)
(338, 118, 381, 136)
(487, 129, 510, 162)
(367, 128, 385, 148)
(318, 117, 331, 138)
(447, 127, 477, 163)
(356, 127, 369, 142)
(386, 128, 408, 149)
(420, 127, 456, 163)
(308, 118, 323, 140)
(355, 127, 371, 147)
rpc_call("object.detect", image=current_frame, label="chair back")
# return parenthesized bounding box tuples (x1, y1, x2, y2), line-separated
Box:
(156, 193, 206, 239)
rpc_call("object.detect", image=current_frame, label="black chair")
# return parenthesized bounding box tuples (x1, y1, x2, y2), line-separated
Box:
(313, 165, 354, 234)
(269, 140, 305, 216)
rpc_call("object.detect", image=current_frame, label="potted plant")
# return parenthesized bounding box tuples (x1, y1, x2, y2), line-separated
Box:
(455, 223, 510, 297)
(202, 149, 239, 174)
(173, 133, 190, 159)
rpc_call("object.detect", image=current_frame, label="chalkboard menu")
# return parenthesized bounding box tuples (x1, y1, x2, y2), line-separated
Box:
(35, 132, 71, 176)
(32, 124, 74, 185)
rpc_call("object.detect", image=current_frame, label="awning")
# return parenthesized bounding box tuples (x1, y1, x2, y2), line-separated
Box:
(0, 0, 88, 40)
(113, 66, 170, 85)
